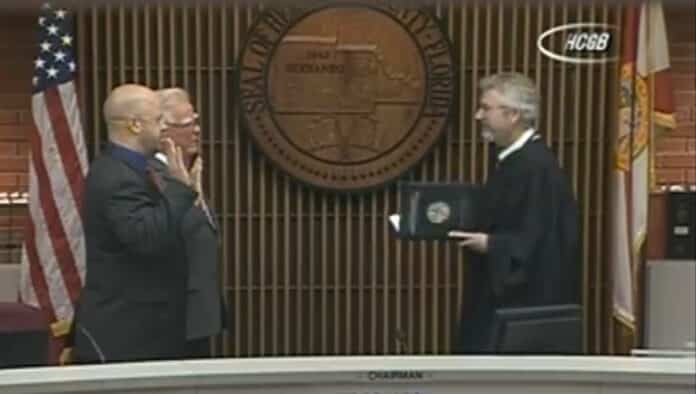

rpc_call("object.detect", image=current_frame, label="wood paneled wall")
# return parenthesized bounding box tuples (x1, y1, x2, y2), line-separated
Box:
(77, 1, 618, 357)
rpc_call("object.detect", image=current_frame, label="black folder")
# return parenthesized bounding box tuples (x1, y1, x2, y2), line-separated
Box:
(397, 182, 481, 240)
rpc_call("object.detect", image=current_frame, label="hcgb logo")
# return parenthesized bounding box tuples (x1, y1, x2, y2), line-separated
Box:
(565, 32, 611, 52)
(538, 23, 617, 64)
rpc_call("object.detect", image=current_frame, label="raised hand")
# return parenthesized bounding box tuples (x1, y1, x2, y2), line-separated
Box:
(162, 138, 191, 187)
(190, 156, 203, 205)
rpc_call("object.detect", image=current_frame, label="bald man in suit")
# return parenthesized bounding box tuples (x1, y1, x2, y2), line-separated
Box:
(74, 84, 197, 362)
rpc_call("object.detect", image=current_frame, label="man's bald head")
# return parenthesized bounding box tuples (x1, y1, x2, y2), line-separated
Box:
(103, 84, 163, 154)
(103, 84, 159, 126)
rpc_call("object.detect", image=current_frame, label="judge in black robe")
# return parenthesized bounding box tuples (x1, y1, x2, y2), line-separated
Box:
(450, 73, 580, 353)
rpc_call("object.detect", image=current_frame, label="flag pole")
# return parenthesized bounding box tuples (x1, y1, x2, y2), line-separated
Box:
(608, 2, 625, 356)
(648, 3, 657, 193)
(636, 0, 656, 351)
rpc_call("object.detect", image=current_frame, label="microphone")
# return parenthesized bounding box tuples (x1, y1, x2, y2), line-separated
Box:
(77, 323, 107, 363)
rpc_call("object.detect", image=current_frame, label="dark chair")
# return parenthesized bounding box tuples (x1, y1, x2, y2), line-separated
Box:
(489, 304, 583, 354)
(0, 302, 49, 368)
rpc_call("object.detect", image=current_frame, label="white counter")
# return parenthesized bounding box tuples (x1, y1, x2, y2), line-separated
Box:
(1, 355, 694, 394)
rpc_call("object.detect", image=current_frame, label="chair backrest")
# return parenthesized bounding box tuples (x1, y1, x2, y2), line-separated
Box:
(0, 302, 50, 368)
(490, 304, 583, 354)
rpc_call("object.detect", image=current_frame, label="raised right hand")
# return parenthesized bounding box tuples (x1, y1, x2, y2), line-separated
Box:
(190, 156, 203, 205)
(162, 138, 191, 186)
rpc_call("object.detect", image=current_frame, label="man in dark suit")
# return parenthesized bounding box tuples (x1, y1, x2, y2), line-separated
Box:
(153, 88, 225, 358)
(74, 84, 197, 362)
(449, 73, 580, 353)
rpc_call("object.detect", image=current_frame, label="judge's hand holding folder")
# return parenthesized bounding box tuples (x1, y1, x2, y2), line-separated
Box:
(392, 182, 481, 240)
(447, 231, 489, 253)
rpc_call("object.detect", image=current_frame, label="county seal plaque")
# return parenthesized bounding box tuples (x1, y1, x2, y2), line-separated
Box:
(239, 2, 455, 192)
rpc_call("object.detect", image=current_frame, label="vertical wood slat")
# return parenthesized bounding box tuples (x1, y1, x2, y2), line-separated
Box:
(545, 4, 556, 148)
(404, 174, 415, 353)
(358, 197, 365, 354)
(283, 179, 290, 355)
(255, 7, 267, 359)
(431, 1, 443, 354)
(384, 192, 391, 354)
(220, 2, 230, 357)
(571, 4, 583, 195)
(105, 7, 112, 96)
(252, 2, 266, 357)
(206, 4, 215, 209)
(182, 7, 189, 90)
(132, 7, 139, 85)
(511, 5, 518, 72)
(90, 7, 100, 152)
(523, 3, 531, 76)
(465, 5, 478, 355)
(156, 5, 163, 88)
(144, 5, 151, 86)
(79, 2, 617, 357)
(321, 196, 328, 354)
(232, 2, 241, 358)
(345, 195, 352, 354)
(419, 232, 426, 352)
(168, 5, 176, 86)
(456, 2, 469, 356)
(370, 193, 377, 354)
(583, 3, 596, 355)
(441, 0, 455, 354)
(482, 4, 492, 181)
(558, 4, 569, 161)
(243, 5, 253, 357)
(497, 1, 504, 73)
(534, 3, 543, 142)
(334, 196, 340, 354)
(259, 137, 266, 356)
(77, 11, 87, 154)
(309, 181, 316, 354)
(271, 166, 277, 356)
(295, 184, 303, 355)
(118, 6, 125, 84)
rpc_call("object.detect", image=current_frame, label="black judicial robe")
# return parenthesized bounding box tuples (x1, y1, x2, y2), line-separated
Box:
(456, 136, 581, 353)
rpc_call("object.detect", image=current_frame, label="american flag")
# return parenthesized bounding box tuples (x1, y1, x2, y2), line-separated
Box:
(19, 3, 87, 363)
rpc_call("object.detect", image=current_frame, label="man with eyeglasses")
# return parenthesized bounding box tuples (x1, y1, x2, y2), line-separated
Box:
(152, 88, 226, 358)
(448, 73, 580, 353)
(74, 84, 197, 362)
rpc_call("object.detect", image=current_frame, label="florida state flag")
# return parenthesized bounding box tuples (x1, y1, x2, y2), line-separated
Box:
(610, 2, 675, 331)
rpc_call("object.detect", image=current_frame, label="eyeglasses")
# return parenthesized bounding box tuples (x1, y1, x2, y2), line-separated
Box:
(165, 113, 199, 129)
(478, 104, 509, 113)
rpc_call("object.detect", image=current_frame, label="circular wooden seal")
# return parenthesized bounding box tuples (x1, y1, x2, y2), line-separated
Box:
(239, 2, 455, 192)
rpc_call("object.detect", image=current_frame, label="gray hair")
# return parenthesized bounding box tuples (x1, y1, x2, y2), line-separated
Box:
(479, 72, 540, 127)
(157, 87, 190, 113)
